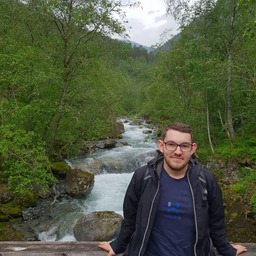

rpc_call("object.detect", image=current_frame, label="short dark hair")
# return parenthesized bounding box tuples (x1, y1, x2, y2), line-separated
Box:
(161, 122, 193, 141)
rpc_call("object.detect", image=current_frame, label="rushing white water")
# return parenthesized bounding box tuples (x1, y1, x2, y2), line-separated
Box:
(82, 173, 133, 215)
(39, 118, 157, 241)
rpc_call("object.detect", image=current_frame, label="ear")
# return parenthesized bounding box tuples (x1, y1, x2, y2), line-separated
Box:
(158, 140, 164, 153)
(191, 143, 197, 155)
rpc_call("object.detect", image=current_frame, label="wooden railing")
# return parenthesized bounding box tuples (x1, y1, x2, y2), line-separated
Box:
(0, 241, 256, 256)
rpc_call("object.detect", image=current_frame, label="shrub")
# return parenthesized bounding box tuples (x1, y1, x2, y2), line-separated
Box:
(0, 124, 56, 197)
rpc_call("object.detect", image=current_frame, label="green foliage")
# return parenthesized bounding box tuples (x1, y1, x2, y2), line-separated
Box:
(232, 182, 246, 195)
(0, 0, 255, 204)
(232, 166, 256, 212)
(238, 0, 256, 38)
(216, 136, 256, 163)
(142, 0, 256, 150)
(251, 194, 256, 213)
(0, 0, 154, 151)
(0, 0, 142, 158)
(0, 124, 56, 197)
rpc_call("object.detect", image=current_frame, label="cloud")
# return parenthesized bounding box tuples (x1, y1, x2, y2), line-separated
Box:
(118, 0, 179, 47)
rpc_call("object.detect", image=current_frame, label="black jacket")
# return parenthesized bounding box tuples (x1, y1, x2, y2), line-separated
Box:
(110, 152, 237, 256)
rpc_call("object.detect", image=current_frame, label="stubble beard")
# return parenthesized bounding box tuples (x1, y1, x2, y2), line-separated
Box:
(164, 156, 189, 173)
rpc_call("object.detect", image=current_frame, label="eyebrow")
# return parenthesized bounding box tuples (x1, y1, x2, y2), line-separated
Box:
(164, 140, 192, 144)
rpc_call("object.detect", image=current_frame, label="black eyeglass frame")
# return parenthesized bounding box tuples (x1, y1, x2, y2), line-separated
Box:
(163, 141, 193, 152)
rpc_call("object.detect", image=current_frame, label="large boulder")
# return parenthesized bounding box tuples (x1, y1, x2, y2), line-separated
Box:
(73, 211, 123, 241)
(64, 169, 94, 197)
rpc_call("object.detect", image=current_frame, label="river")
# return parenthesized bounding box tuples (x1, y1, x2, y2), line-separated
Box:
(39, 118, 157, 241)
(37, 118, 256, 243)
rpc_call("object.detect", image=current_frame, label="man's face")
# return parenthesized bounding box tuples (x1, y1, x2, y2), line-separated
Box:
(158, 129, 197, 174)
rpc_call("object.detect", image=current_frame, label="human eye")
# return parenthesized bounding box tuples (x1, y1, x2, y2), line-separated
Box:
(165, 142, 177, 150)
(180, 143, 191, 150)
(166, 142, 176, 147)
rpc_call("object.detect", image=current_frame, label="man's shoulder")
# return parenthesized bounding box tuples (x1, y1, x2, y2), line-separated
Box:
(193, 162, 220, 195)
(134, 164, 149, 177)
(191, 160, 215, 177)
(134, 153, 161, 175)
(199, 164, 216, 181)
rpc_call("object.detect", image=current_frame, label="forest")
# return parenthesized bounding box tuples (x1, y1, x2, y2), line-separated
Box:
(0, 0, 255, 217)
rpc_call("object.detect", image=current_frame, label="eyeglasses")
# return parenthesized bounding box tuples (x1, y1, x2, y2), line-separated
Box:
(164, 141, 193, 152)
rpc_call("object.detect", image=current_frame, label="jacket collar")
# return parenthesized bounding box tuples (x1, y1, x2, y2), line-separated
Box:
(147, 151, 199, 179)
(147, 150, 164, 179)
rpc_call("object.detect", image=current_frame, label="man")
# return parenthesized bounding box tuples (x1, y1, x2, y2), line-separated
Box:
(99, 123, 247, 256)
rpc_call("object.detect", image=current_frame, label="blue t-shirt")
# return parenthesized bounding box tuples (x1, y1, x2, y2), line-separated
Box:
(144, 168, 195, 256)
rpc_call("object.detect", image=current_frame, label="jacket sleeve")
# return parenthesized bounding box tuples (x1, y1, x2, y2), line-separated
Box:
(207, 171, 237, 256)
(110, 167, 144, 254)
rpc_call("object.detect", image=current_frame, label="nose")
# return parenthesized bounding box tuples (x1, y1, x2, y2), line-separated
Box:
(174, 145, 182, 153)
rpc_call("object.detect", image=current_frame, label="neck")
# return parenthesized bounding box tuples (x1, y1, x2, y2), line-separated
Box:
(163, 163, 188, 179)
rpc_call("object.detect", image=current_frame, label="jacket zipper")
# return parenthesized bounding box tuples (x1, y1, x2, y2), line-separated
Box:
(187, 171, 198, 256)
(138, 180, 160, 256)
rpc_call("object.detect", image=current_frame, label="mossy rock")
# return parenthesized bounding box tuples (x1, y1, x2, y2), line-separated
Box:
(0, 201, 23, 219)
(0, 222, 25, 241)
(0, 184, 37, 208)
(50, 161, 71, 178)
(0, 193, 37, 222)
(14, 191, 38, 208)
(0, 213, 9, 222)
(64, 169, 94, 197)
(73, 211, 123, 241)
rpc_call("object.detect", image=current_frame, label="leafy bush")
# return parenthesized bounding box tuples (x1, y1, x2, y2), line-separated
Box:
(216, 136, 256, 163)
(232, 166, 256, 212)
(0, 124, 56, 197)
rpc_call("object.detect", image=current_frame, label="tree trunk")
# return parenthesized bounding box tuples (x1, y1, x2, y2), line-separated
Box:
(206, 95, 214, 153)
(226, 52, 235, 145)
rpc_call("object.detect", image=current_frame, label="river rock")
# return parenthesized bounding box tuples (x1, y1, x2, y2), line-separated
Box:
(79, 139, 119, 155)
(50, 161, 71, 179)
(64, 168, 94, 197)
(115, 121, 125, 134)
(73, 211, 123, 241)
(129, 120, 143, 126)
(142, 129, 153, 134)
(94, 139, 117, 149)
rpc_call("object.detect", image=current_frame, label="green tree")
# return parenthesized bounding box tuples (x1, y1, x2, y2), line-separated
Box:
(0, 0, 135, 157)
(0, 0, 136, 196)
(165, 0, 255, 145)
(239, 0, 256, 38)
(24, 0, 128, 154)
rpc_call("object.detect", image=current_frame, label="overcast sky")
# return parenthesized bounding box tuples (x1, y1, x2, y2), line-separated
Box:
(119, 0, 180, 47)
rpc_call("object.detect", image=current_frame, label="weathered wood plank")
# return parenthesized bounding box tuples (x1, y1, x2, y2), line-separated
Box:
(0, 253, 102, 256)
(0, 242, 256, 255)
(0, 242, 105, 256)
(0, 241, 100, 251)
